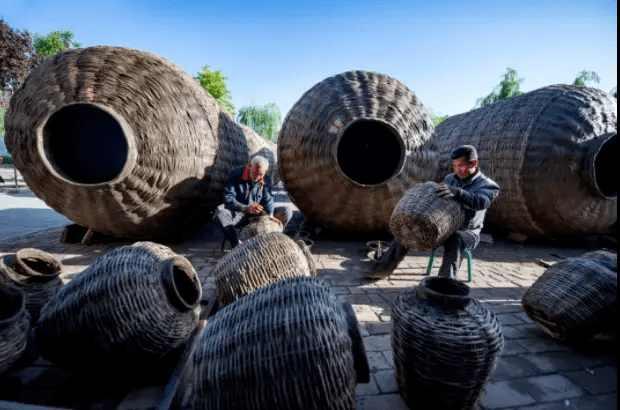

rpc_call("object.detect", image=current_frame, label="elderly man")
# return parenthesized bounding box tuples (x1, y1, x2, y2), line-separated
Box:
(371, 145, 500, 279)
(214, 155, 292, 248)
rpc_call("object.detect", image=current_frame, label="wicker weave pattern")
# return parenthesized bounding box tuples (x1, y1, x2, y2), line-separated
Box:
(522, 253, 617, 341)
(392, 278, 504, 410)
(34, 241, 201, 371)
(5, 46, 249, 239)
(277, 70, 436, 233)
(214, 232, 316, 307)
(192, 277, 357, 410)
(239, 215, 284, 241)
(390, 182, 465, 250)
(0, 285, 31, 375)
(427, 85, 617, 238)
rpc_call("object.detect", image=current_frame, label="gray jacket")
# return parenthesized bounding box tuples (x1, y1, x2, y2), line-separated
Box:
(443, 168, 500, 243)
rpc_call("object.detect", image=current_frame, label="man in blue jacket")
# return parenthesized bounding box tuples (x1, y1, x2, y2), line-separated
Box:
(371, 145, 500, 279)
(214, 155, 292, 248)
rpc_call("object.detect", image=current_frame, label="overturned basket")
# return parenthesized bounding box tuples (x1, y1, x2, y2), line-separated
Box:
(214, 232, 316, 307)
(238, 215, 284, 241)
(192, 277, 369, 410)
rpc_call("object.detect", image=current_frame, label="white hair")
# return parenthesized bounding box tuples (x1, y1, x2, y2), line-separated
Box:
(250, 155, 270, 171)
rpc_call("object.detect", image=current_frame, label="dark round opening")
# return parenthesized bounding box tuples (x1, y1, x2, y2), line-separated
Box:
(43, 104, 128, 184)
(594, 133, 617, 198)
(337, 120, 404, 185)
(172, 265, 201, 308)
(0, 286, 23, 321)
(426, 277, 470, 297)
(21, 257, 61, 276)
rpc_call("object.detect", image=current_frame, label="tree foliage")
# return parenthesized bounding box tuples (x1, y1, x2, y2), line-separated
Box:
(33, 30, 81, 57)
(237, 103, 282, 141)
(572, 70, 600, 87)
(476, 67, 524, 108)
(0, 19, 43, 90)
(429, 110, 449, 127)
(196, 64, 235, 117)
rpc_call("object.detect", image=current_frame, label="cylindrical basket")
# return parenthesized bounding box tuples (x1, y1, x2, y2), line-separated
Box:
(238, 215, 284, 241)
(277, 70, 437, 233)
(390, 182, 465, 250)
(214, 232, 316, 307)
(192, 277, 367, 410)
(392, 277, 504, 410)
(4, 46, 249, 239)
(0, 285, 33, 375)
(427, 85, 617, 238)
(522, 254, 617, 341)
(34, 241, 202, 376)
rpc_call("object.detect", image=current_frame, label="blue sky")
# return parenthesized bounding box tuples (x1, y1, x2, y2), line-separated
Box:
(2, 0, 617, 119)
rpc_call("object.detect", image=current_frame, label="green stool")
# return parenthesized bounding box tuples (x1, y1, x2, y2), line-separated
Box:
(426, 246, 473, 282)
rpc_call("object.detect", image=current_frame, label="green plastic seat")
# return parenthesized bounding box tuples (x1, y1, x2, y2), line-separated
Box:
(426, 247, 473, 282)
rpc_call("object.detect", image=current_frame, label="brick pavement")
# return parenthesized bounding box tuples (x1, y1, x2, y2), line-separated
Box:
(0, 189, 616, 409)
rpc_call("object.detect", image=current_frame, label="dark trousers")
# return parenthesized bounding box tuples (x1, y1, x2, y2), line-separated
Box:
(438, 231, 477, 279)
(213, 205, 293, 247)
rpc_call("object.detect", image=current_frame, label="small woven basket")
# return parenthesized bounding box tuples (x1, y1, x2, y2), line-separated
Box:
(392, 277, 504, 410)
(522, 252, 618, 341)
(238, 215, 284, 241)
(214, 232, 316, 307)
(0, 284, 32, 375)
(390, 182, 465, 251)
(34, 241, 202, 376)
(192, 277, 365, 410)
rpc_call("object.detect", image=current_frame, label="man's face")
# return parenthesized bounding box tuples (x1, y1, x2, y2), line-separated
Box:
(452, 157, 478, 179)
(249, 164, 266, 182)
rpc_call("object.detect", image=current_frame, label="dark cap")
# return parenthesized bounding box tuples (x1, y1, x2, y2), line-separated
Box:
(451, 145, 478, 163)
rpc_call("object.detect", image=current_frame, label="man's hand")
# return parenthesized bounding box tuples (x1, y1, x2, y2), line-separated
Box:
(270, 216, 280, 223)
(436, 183, 455, 199)
(248, 203, 263, 215)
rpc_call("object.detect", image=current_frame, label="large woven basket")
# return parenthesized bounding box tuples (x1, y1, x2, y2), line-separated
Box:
(0, 248, 64, 325)
(238, 215, 284, 241)
(277, 70, 437, 233)
(192, 277, 367, 410)
(426, 85, 617, 239)
(522, 252, 617, 341)
(390, 182, 465, 250)
(392, 277, 504, 410)
(4, 46, 249, 239)
(214, 232, 316, 307)
(0, 285, 33, 375)
(34, 241, 202, 376)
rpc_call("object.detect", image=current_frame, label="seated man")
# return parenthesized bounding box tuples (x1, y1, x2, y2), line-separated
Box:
(214, 155, 292, 248)
(371, 145, 500, 279)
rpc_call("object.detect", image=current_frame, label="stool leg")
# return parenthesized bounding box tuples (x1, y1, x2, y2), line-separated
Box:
(426, 248, 438, 275)
(465, 249, 472, 282)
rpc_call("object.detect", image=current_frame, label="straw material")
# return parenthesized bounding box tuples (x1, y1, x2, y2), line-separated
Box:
(392, 277, 504, 410)
(214, 232, 316, 307)
(278, 70, 437, 233)
(390, 182, 465, 251)
(522, 252, 618, 341)
(4, 46, 249, 239)
(427, 85, 617, 238)
(192, 277, 358, 410)
(239, 215, 284, 241)
(0, 284, 31, 375)
(34, 241, 202, 374)
(0, 249, 63, 325)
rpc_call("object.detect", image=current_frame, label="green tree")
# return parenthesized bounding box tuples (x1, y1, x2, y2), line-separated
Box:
(0, 19, 43, 89)
(572, 70, 600, 87)
(476, 67, 524, 107)
(237, 103, 282, 142)
(196, 65, 235, 117)
(429, 110, 449, 127)
(0, 105, 5, 136)
(33, 30, 81, 57)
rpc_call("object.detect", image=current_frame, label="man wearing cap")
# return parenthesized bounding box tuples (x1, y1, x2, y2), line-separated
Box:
(370, 145, 500, 279)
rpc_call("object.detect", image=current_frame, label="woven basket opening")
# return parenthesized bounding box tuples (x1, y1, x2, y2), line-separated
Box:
(426, 277, 470, 297)
(172, 264, 201, 308)
(337, 120, 404, 185)
(594, 133, 617, 198)
(0, 287, 23, 321)
(19, 256, 61, 276)
(43, 104, 129, 184)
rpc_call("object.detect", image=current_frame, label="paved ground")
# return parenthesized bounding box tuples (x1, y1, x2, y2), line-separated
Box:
(0, 187, 616, 409)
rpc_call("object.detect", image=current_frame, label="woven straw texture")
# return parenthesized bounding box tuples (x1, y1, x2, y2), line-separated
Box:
(278, 70, 437, 233)
(238, 215, 284, 241)
(426, 85, 617, 238)
(390, 182, 465, 250)
(4, 46, 249, 239)
(0, 249, 64, 325)
(214, 232, 316, 307)
(522, 252, 617, 341)
(192, 277, 357, 410)
(0, 285, 31, 375)
(34, 241, 202, 373)
(392, 277, 504, 410)
(240, 122, 280, 185)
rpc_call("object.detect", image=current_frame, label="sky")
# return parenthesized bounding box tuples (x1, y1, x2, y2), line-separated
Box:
(2, 0, 617, 119)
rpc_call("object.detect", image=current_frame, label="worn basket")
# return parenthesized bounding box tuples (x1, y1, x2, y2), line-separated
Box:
(192, 277, 368, 410)
(0, 284, 33, 375)
(522, 254, 618, 341)
(390, 182, 465, 251)
(4, 46, 249, 239)
(278, 70, 437, 233)
(214, 232, 316, 307)
(34, 241, 202, 376)
(238, 215, 284, 241)
(426, 85, 617, 239)
(392, 277, 504, 410)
